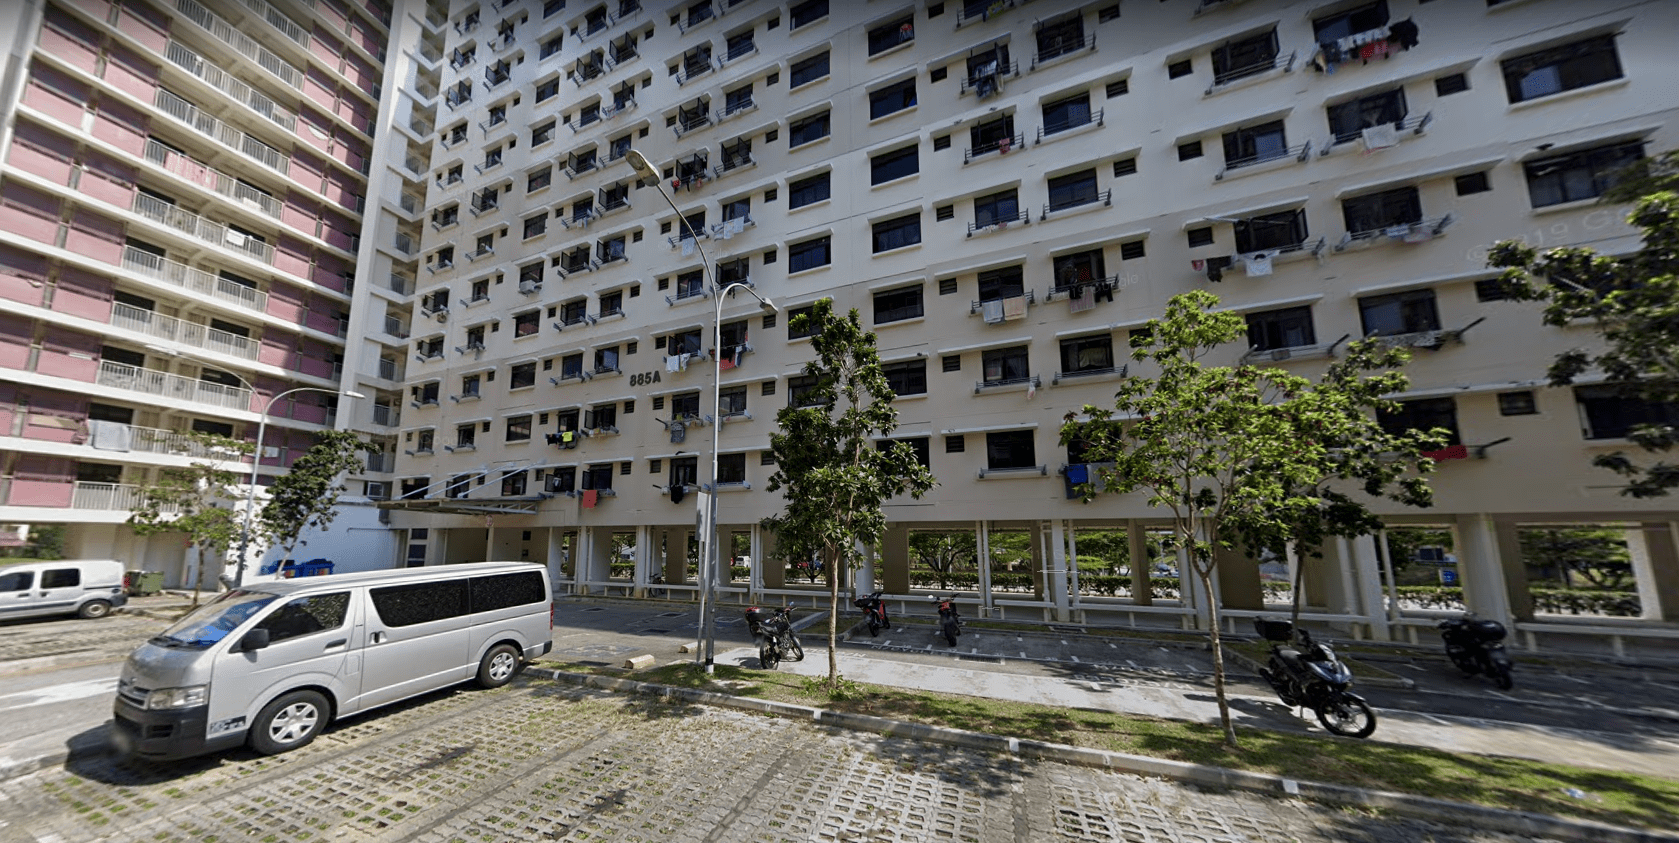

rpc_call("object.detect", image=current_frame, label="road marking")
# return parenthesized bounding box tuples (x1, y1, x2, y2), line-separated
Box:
(1126, 660, 1138, 669)
(1070, 655, 1080, 663)
(1020, 652, 1027, 659)
(0, 677, 118, 713)
(1107, 642, 1117, 648)
(1415, 712, 1454, 727)
(1551, 674, 1589, 684)
(1060, 639, 1069, 647)
(1486, 690, 1518, 703)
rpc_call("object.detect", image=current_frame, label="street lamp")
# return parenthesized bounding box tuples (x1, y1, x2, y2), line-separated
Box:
(627, 148, 776, 673)
(235, 386, 366, 587)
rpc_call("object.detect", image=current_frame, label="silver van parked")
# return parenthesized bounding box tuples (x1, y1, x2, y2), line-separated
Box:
(112, 561, 552, 761)
(0, 560, 127, 621)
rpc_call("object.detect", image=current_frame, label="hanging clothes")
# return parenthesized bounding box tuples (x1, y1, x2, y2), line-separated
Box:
(670, 421, 686, 443)
(1242, 252, 1274, 276)
(1389, 19, 1419, 50)
(1094, 280, 1115, 302)
(671, 484, 686, 504)
(681, 238, 696, 257)
(1361, 123, 1399, 153)
(982, 300, 1005, 324)
(1069, 286, 1096, 313)
(581, 489, 598, 508)
(1002, 295, 1027, 321)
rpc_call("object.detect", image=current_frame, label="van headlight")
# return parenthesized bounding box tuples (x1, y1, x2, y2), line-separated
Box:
(146, 685, 208, 710)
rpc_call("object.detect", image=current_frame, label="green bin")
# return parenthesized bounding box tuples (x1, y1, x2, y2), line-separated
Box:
(127, 570, 164, 597)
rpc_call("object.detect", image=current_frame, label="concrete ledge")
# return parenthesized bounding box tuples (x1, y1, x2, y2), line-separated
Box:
(622, 654, 656, 669)
(524, 666, 1679, 843)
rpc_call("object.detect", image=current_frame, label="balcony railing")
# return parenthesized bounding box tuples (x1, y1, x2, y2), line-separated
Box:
(1336, 214, 1454, 252)
(1034, 108, 1103, 143)
(674, 108, 712, 137)
(1207, 50, 1297, 93)
(1052, 363, 1127, 385)
(966, 207, 1031, 237)
(164, 40, 298, 133)
(1216, 140, 1311, 180)
(1324, 111, 1433, 151)
(131, 193, 275, 264)
(174, 0, 306, 90)
(963, 132, 1025, 164)
(974, 373, 1041, 394)
(154, 89, 290, 176)
(142, 139, 282, 219)
(110, 302, 259, 360)
(1041, 188, 1111, 219)
(96, 360, 253, 411)
(960, 60, 1019, 97)
(121, 246, 270, 312)
(71, 481, 177, 513)
(1032, 33, 1095, 68)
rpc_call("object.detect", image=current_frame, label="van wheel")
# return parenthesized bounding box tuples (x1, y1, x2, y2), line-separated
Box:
(250, 690, 328, 755)
(477, 643, 522, 688)
(77, 600, 113, 619)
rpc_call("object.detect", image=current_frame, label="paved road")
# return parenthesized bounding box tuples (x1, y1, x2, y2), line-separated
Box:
(0, 678, 1565, 843)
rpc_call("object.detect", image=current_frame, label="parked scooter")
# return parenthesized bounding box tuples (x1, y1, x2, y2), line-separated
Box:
(1253, 617, 1376, 738)
(854, 591, 890, 636)
(931, 595, 962, 647)
(744, 604, 804, 670)
(1438, 613, 1514, 690)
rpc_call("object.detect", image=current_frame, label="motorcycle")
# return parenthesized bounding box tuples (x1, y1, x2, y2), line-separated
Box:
(854, 591, 890, 636)
(744, 604, 803, 670)
(1438, 614, 1514, 690)
(1253, 618, 1376, 738)
(931, 595, 962, 647)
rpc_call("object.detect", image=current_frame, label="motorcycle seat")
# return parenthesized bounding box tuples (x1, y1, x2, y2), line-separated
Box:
(1276, 648, 1305, 669)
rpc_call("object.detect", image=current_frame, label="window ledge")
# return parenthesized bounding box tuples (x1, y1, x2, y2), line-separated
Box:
(526, 183, 551, 198)
(1029, 43, 1096, 74)
(789, 197, 831, 214)
(1529, 197, 1605, 217)
(978, 465, 1048, 479)
(1507, 77, 1629, 112)
(522, 233, 547, 243)
(1035, 117, 1103, 147)
(789, 135, 832, 153)
(1039, 197, 1110, 224)
(788, 76, 830, 94)
(1203, 60, 1294, 99)
(711, 481, 753, 492)
(874, 314, 926, 329)
(870, 173, 919, 190)
(871, 242, 922, 258)
(787, 263, 831, 278)
(868, 104, 918, 126)
(868, 40, 916, 62)
(509, 384, 537, 392)
(891, 392, 928, 402)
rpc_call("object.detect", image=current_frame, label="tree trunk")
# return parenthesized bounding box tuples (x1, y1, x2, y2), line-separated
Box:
(1199, 562, 1238, 748)
(826, 546, 841, 687)
(1289, 544, 1305, 630)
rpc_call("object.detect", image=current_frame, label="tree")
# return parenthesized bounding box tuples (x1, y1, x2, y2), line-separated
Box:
(1519, 526, 1632, 590)
(129, 432, 251, 605)
(908, 531, 975, 590)
(255, 430, 376, 571)
(764, 299, 936, 691)
(25, 524, 64, 560)
(1486, 184, 1679, 496)
(1059, 292, 1438, 747)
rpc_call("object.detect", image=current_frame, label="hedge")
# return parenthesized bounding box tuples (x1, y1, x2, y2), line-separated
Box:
(1394, 585, 1641, 616)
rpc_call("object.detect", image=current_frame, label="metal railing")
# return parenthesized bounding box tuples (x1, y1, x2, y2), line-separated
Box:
(960, 60, 1018, 97)
(1326, 111, 1433, 149)
(1216, 140, 1311, 180)
(1208, 50, 1296, 92)
(96, 360, 253, 411)
(1033, 33, 1094, 67)
(174, 0, 305, 90)
(142, 139, 282, 219)
(131, 193, 275, 264)
(965, 207, 1031, 237)
(1042, 187, 1111, 218)
(963, 132, 1025, 164)
(110, 303, 259, 360)
(154, 89, 290, 176)
(1336, 214, 1454, 251)
(1035, 108, 1103, 143)
(72, 481, 176, 513)
(121, 246, 269, 312)
(164, 40, 298, 133)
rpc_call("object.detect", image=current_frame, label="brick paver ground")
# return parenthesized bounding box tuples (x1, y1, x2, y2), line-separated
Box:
(0, 678, 1561, 843)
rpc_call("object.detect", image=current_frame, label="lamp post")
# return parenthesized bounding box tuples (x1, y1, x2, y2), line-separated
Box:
(236, 386, 366, 587)
(626, 148, 776, 673)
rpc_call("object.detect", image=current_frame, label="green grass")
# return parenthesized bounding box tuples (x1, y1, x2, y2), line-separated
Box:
(545, 661, 1679, 831)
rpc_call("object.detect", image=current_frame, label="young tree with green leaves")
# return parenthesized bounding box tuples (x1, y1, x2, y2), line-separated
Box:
(1060, 291, 1439, 747)
(908, 531, 974, 590)
(764, 299, 936, 691)
(129, 432, 252, 605)
(256, 430, 377, 570)
(1486, 184, 1679, 496)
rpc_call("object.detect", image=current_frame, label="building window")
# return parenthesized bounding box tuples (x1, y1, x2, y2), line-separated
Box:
(1211, 28, 1279, 85)
(1059, 334, 1114, 375)
(873, 284, 923, 323)
(942, 355, 961, 372)
(1498, 391, 1537, 416)
(869, 78, 917, 119)
(1041, 93, 1093, 136)
(528, 167, 552, 192)
(1575, 385, 1679, 440)
(1378, 398, 1460, 446)
(523, 214, 547, 239)
(718, 384, 748, 417)
(1501, 35, 1622, 104)
(1312, 1, 1388, 43)
(981, 345, 1029, 385)
(582, 465, 613, 492)
(977, 266, 1024, 302)
(1327, 88, 1407, 145)
(877, 436, 931, 467)
(787, 304, 816, 339)
(867, 15, 915, 55)
(974, 189, 1019, 228)
(1167, 58, 1192, 78)
(788, 171, 830, 208)
(1186, 226, 1214, 247)
(787, 374, 821, 407)
(986, 430, 1036, 470)
(506, 415, 532, 442)
(1341, 186, 1422, 234)
(1221, 120, 1289, 169)
(1523, 142, 1643, 208)
(870, 146, 919, 184)
(969, 114, 1015, 155)
(1120, 240, 1145, 260)
(510, 361, 537, 388)
(1455, 172, 1491, 196)
(1435, 72, 1469, 96)
(1177, 140, 1203, 161)
(1359, 289, 1439, 336)
(514, 310, 540, 337)
(882, 360, 927, 396)
(789, 51, 830, 88)
(1046, 169, 1100, 212)
(789, 0, 827, 29)
(871, 214, 921, 253)
(1053, 250, 1104, 288)
(789, 235, 832, 272)
(789, 111, 831, 147)
(945, 434, 965, 453)
(1036, 13, 1085, 63)
(1233, 209, 1307, 253)
(1245, 306, 1316, 351)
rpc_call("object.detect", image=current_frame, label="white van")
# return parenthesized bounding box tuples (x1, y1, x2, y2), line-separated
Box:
(112, 561, 552, 761)
(0, 560, 127, 621)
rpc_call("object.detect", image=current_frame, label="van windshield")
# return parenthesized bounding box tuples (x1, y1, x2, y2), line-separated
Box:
(150, 590, 279, 649)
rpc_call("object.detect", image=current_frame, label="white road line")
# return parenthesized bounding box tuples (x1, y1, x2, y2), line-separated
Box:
(1415, 712, 1454, 727)
(1071, 655, 1080, 663)
(1126, 660, 1139, 669)
(1020, 651, 1027, 658)
(1551, 674, 1589, 684)
(1486, 690, 1518, 703)
(1060, 639, 1070, 646)
(0, 677, 118, 713)
(1107, 642, 1117, 648)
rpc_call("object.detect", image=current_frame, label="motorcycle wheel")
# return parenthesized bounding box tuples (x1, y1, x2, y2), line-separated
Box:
(789, 635, 805, 662)
(1448, 652, 1479, 676)
(867, 616, 881, 637)
(943, 621, 959, 647)
(759, 642, 779, 670)
(1315, 695, 1377, 739)
(1493, 663, 1514, 691)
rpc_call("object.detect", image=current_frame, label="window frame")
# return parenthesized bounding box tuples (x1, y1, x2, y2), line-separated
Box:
(788, 235, 832, 273)
(872, 284, 925, 323)
(871, 214, 922, 254)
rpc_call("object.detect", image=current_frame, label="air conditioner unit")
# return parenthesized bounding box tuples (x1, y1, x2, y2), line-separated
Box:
(518, 280, 539, 294)
(434, 310, 449, 322)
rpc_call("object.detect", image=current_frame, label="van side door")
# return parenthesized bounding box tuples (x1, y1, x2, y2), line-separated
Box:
(35, 567, 83, 616)
(206, 591, 358, 743)
(0, 569, 40, 620)
(360, 579, 473, 709)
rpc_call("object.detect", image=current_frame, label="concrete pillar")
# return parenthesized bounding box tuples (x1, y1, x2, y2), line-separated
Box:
(1349, 534, 1391, 641)
(1214, 544, 1264, 611)
(976, 521, 994, 616)
(577, 527, 610, 592)
(1179, 544, 1209, 629)
(1631, 522, 1679, 621)
(854, 543, 877, 595)
(759, 529, 784, 589)
(1493, 519, 1533, 621)
(1455, 514, 1512, 627)
(1045, 520, 1071, 621)
(1127, 523, 1153, 605)
(882, 526, 911, 595)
